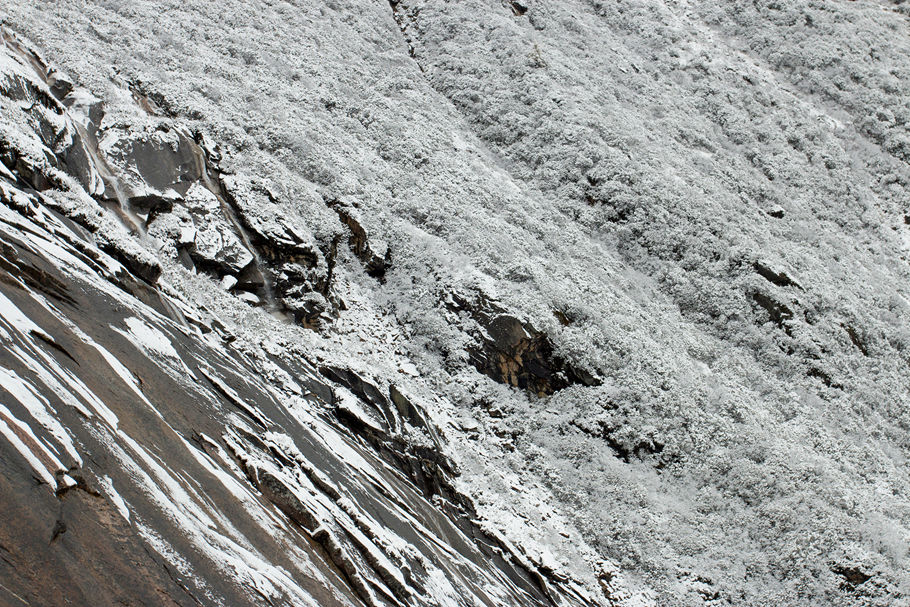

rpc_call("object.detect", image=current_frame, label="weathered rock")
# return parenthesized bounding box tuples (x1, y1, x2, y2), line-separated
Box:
(99, 125, 203, 208)
(449, 291, 600, 396)
(320, 365, 398, 434)
(474, 314, 566, 394)
(180, 182, 254, 275)
(326, 198, 391, 279)
(282, 290, 331, 325)
(221, 175, 338, 324)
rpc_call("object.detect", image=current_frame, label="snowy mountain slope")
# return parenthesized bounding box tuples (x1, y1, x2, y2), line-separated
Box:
(0, 1, 909, 606)
(0, 26, 625, 607)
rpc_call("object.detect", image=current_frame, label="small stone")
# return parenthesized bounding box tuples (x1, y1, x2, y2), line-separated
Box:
(220, 275, 238, 290)
(178, 226, 196, 246)
(236, 291, 261, 305)
(398, 362, 419, 376)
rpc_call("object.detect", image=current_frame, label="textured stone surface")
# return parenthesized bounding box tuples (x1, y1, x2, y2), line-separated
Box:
(1, 1, 910, 605)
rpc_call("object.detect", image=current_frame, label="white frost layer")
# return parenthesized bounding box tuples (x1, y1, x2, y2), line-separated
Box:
(113, 316, 199, 383)
(98, 474, 131, 522)
(0, 403, 64, 488)
(104, 426, 328, 606)
(0, 364, 82, 466)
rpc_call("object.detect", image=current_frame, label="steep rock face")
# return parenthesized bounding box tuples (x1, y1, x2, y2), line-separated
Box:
(0, 139, 603, 607)
(0, 29, 623, 607)
(2, 1, 910, 607)
(99, 124, 204, 211)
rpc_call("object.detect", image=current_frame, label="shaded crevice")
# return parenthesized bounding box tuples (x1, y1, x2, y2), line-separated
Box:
(842, 323, 869, 356)
(570, 419, 669, 467)
(447, 291, 600, 396)
(753, 261, 802, 290)
(750, 291, 794, 335)
(316, 366, 564, 607)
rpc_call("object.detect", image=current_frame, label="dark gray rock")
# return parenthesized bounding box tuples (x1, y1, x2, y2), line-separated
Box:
(326, 199, 391, 279)
(448, 291, 600, 396)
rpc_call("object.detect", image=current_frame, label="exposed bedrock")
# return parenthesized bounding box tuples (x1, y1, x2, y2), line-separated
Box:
(0, 29, 347, 324)
(447, 290, 600, 396)
(0, 167, 603, 606)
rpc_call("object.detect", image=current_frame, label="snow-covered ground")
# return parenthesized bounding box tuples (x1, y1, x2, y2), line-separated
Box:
(1, 1, 909, 605)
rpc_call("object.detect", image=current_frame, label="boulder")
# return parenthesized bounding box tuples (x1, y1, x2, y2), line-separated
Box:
(449, 291, 600, 396)
(181, 183, 254, 275)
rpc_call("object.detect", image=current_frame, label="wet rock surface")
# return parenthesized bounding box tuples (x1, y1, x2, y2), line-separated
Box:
(3, 0, 910, 605)
(0, 30, 610, 607)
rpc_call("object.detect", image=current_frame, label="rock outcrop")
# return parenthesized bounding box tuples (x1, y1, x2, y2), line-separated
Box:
(0, 29, 614, 607)
(326, 198, 391, 279)
(447, 290, 599, 396)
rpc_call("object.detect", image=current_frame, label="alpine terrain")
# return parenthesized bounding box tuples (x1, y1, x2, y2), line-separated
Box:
(0, 1, 909, 606)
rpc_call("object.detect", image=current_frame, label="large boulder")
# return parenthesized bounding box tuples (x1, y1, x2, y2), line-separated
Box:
(179, 182, 255, 276)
